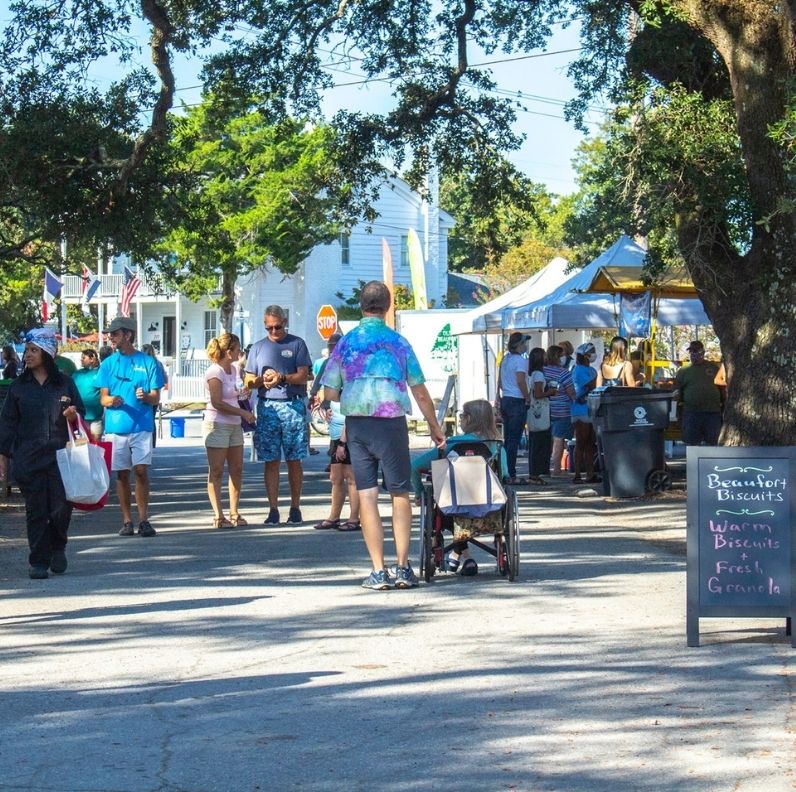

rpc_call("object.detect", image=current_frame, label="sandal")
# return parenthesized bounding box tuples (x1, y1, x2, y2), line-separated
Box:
(229, 514, 248, 527)
(336, 520, 361, 532)
(528, 476, 545, 485)
(213, 517, 234, 529)
(314, 519, 340, 530)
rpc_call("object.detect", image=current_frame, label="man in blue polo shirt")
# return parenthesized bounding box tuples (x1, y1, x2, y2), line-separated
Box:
(244, 305, 312, 526)
(97, 317, 164, 537)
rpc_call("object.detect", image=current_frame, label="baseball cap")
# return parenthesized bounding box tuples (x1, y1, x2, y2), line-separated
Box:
(576, 342, 596, 356)
(687, 340, 704, 352)
(105, 317, 136, 333)
(508, 332, 530, 350)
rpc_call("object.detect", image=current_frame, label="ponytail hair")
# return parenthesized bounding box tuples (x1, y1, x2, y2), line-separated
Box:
(207, 333, 240, 363)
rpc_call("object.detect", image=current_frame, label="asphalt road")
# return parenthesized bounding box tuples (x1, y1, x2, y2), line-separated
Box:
(0, 433, 793, 792)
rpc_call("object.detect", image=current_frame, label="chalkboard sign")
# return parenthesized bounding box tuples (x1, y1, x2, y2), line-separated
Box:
(687, 447, 796, 647)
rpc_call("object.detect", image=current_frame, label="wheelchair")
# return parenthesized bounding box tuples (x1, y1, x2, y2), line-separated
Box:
(417, 440, 520, 582)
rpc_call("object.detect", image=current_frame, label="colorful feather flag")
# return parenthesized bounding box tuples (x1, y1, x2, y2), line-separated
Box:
(382, 238, 396, 329)
(406, 228, 427, 310)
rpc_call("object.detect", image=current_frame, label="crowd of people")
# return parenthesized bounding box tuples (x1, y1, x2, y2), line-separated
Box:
(495, 333, 726, 485)
(0, 283, 725, 588)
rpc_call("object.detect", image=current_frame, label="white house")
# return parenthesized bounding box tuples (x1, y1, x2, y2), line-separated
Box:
(61, 176, 455, 401)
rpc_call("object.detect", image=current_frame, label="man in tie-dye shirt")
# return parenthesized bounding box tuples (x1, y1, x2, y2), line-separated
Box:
(322, 281, 445, 591)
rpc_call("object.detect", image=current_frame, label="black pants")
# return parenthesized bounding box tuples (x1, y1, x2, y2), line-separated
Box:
(528, 429, 552, 477)
(18, 463, 73, 567)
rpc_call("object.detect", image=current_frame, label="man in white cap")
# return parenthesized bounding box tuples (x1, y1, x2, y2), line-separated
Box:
(96, 317, 164, 537)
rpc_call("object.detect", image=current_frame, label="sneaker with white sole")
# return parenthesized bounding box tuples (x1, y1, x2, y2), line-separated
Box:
(361, 569, 393, 590)
(392, 565, 419, 589)
(263, 508, 280, 526)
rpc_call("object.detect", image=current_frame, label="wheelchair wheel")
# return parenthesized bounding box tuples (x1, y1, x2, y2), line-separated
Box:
(418, 487, 435, 582)
(503, 488, 520, 581)
(646, 469, 672, 493)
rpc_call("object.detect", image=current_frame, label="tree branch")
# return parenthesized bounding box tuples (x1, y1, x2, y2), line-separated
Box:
(108, 0, 175, 209)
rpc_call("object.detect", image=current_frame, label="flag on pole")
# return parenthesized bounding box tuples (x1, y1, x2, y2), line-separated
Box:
(619, 291, 652, 338)
(43, 267, 62, 323)
(381, 238, 396, 329)
(81, 265, 102, 315)
(119, 265, 141, 318)
(406, 228, 428, 310)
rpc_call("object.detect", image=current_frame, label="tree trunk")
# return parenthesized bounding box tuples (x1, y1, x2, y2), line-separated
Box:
(219, 269, 237, 335)
(671, 1, 796, 446)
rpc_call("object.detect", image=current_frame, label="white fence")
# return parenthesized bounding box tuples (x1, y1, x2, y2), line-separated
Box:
(165, 375, 206, 404)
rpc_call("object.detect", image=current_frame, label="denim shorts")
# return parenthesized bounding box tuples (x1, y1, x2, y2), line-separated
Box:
(550, 417, 573, 440)
(254, 399, 308, 462)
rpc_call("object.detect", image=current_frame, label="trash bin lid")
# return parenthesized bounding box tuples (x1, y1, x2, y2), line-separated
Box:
(588, 386, 673, 405)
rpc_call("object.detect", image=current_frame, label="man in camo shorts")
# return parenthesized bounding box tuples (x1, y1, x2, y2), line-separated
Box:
(244, 305, 312, 527)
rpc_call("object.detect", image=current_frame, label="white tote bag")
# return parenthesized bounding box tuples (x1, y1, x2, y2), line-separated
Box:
(56, 419, 110, 505)
(431, 454, 507, 518)
(527, 396, 550, 432)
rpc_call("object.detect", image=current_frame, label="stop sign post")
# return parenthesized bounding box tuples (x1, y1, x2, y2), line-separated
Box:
(316, 304, 338, 340)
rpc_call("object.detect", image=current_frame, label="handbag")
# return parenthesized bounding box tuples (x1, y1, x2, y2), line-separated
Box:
(239, 397, 256, 432)
(56, 416, 111, 506)
(431, 453, 507, 518)
(527, 395, 550, 432)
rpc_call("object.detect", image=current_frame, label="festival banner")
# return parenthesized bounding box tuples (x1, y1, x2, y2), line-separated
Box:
(382, 238, 396, 328)
(406, 228, 427, 310)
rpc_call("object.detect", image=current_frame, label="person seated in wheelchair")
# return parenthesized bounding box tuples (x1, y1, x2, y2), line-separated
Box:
(411, 399, 508, 576)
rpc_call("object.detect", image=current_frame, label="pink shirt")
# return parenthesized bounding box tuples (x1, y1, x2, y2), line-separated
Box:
(204, 363, 240, 424)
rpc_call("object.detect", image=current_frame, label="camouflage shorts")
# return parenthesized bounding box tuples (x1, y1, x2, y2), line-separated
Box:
(254, 399, 308, 462)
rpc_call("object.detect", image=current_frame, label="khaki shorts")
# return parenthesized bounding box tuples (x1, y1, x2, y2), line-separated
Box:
(203, 421, 244, 449)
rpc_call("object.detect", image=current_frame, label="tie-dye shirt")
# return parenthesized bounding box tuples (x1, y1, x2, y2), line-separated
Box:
(321, 317, 425, 417)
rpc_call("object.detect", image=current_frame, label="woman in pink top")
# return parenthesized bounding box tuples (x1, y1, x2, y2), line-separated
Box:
(203, 333, 256, 528)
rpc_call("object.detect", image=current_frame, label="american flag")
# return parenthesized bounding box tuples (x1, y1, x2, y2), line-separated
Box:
(119, 264, 141, 318)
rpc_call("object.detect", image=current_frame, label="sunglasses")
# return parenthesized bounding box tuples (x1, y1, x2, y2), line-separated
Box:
(265, 324, 284, 333)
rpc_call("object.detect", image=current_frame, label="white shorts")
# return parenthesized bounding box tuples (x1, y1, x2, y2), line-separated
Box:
(107, 432, 154, 471)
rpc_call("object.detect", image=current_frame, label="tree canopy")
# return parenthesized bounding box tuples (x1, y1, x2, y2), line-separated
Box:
(1, 1, 794, 443)
(156, 102, 371, 331)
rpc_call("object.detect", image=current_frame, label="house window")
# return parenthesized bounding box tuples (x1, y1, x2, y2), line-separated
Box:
(400, 235, 409, 269)
(340, 233, 350, 267)
(204, 311, 217, 347)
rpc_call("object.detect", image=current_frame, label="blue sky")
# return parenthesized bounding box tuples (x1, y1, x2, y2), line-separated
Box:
(1, 6, 605, 195)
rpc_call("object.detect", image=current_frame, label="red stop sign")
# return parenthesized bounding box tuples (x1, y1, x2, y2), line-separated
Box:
(316, 304, 338, 340)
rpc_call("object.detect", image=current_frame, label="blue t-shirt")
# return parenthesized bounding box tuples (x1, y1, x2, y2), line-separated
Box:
(97, 350, 164, 434)
(72, 367, 103, 422)
(571, 364, 597, 421)
(246, 333, 312, 400)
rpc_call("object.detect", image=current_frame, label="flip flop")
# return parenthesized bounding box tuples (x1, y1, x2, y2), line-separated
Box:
(314, 519, 340, 530)
(336, 520, 361, 532)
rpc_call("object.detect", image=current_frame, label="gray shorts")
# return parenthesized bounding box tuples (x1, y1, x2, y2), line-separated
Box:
(345, 416, 411, 493)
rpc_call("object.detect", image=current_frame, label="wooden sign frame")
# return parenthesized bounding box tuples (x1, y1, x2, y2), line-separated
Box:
(687, 446, 796, 647)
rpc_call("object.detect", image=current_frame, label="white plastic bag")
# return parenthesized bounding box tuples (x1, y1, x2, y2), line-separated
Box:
(56, 419, 110, 505)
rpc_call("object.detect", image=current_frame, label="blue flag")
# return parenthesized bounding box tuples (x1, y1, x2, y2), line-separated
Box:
(619, 291, 651, 337)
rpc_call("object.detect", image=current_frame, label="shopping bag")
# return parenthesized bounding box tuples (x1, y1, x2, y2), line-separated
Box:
(527, 396, 550, 431)
(72, 437, 112, 512)
(431, 453, 506, 518)
(56, 417, 110, 506)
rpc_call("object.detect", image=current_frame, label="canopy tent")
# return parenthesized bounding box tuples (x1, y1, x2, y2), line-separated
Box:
(580, 236, 697, 298)
(449, 257, 570, 335)
(501, 235, 709, 330)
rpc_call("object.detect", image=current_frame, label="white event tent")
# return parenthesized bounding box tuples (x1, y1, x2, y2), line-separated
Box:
(449, 257, 570, 335)
(501, 236, 710, 330)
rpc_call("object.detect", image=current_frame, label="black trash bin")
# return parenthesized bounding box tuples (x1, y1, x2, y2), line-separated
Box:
(588, 387, 674, 498)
